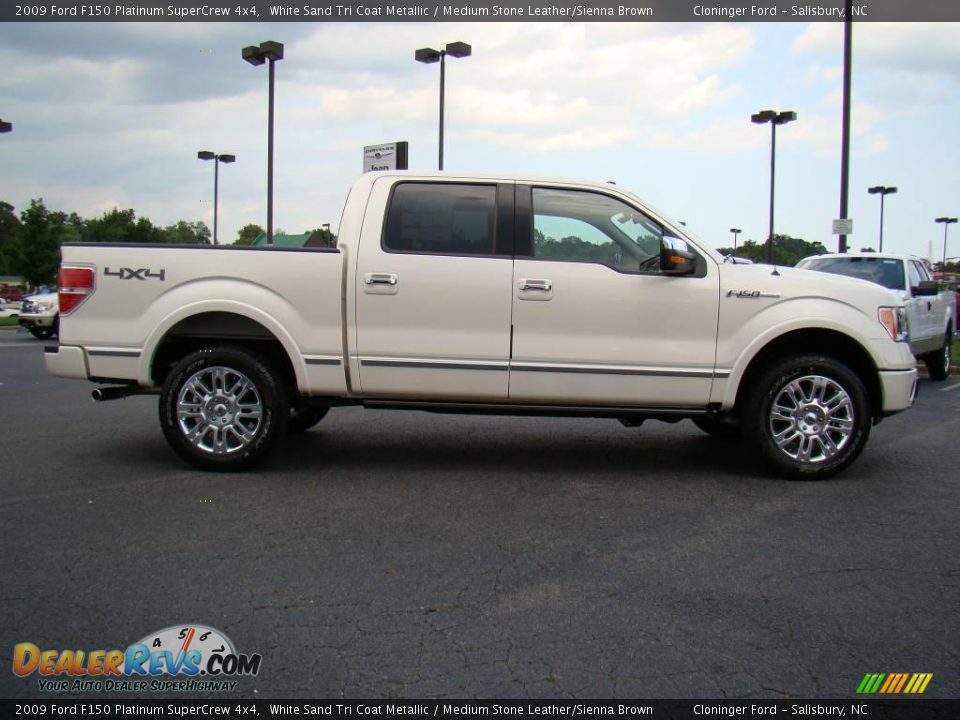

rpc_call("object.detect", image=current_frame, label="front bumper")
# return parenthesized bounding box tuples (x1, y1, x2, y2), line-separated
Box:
(878, 368, 918, 415)
(19, 314, 57, 329)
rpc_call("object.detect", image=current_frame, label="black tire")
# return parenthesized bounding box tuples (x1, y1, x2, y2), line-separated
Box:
(740, 354, 871, 480)
(924, 331, 952, 382)
(691, 415, 742, 440)
(29, 326, 55, 340)
(159, 345, 289, 471)
(287, 405, 329, 435)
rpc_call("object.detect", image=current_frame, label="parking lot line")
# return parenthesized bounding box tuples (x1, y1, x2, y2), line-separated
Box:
(939, 382, 960, 392)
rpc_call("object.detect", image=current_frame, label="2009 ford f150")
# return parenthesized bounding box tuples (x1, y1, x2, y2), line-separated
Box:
(45, 172, 918, 478)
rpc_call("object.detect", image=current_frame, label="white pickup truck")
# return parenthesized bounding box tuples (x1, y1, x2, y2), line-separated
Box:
(796, 253, 955, 380)
(45, 172, 918, 479)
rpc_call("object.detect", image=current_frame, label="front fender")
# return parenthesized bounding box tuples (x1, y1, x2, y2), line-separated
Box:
(713, 296, 913, 410)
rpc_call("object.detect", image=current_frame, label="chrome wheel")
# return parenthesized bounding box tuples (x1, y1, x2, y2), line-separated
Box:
(768, 374, 854, 464)
(176, 366, 263, 455)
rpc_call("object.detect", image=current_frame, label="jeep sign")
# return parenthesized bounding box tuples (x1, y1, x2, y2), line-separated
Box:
(363, 141, 409, 173)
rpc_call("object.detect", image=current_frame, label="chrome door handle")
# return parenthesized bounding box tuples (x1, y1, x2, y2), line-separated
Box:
(520, 279, 552, 291)
(365, 273, 398, 286)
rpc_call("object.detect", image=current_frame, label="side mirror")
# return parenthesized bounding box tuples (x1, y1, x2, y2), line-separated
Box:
(660, 237, 698, 275)
(914, 280, 940, 297)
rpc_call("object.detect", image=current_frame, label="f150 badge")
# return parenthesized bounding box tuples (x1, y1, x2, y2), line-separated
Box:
(726, 289, 780, 298)
(104, 267, 166, 281)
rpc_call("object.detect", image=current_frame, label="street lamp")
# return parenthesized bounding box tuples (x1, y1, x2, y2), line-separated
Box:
(415, 41, 471, 171)
(729, 228, 742, 253)
(198, 151, 236, 245)
(935, 217, 957, 272)
(867, 185, 897, 252)
(0, 119, 11, 133)
(242, 40, 284, 245)
(751, 109, 797, 265)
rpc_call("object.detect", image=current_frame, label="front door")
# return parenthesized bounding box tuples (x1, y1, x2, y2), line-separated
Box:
(509, 185, 720, 408)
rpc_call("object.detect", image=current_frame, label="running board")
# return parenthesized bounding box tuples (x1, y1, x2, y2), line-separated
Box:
(362, 399, 711, 420)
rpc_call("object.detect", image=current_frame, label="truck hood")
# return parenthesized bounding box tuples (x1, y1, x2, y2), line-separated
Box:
(720, 262, 902, 311)
(24, 292, 58, 303)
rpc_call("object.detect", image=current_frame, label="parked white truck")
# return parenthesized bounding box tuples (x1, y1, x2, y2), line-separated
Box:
(45, 172, 918, 478)
(796, 253, 954, 380)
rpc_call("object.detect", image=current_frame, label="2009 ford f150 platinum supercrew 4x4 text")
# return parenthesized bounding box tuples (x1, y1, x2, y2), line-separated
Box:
(45, 172, 918, 479)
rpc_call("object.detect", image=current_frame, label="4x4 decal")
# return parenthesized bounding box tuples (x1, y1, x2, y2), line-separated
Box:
(104, 267, 166, 281)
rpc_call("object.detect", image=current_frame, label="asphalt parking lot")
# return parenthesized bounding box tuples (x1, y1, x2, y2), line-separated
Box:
(1, 329, 958, 700)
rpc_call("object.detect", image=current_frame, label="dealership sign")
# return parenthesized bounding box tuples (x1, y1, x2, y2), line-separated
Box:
(363, 141, 409, 172)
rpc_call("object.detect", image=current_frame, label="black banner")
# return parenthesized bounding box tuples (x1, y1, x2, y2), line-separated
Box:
(3, 0, 960, 23)
(1, 699, 959, 719)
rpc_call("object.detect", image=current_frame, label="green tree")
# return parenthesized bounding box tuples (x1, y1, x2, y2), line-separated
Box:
(164, 220, 211, 245)
(83, 208, 165, 244)
(235, 223, 265, 246)
(717, 234, 827, 266)
(0, 201, 22, 276)
(6, 199, 66, 287)
(309, 226, 337, 248)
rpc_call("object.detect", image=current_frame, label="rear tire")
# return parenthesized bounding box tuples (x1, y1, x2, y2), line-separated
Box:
(159, 345, 289, 471)
(924, 330, 952, 382)
(741, 354, 871, 480)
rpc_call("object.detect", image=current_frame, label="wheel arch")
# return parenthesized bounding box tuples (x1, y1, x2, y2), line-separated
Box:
(728, 328, 882, 419)
(144, 306, 304, 395)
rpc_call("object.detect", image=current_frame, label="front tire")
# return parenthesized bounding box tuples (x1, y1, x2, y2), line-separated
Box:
(29, 326, 55, 340)
(741, 354, 871, 480)
(924, 330, 952, 382)
(159, 346, 289, 471)
(29, 317, 57, 339)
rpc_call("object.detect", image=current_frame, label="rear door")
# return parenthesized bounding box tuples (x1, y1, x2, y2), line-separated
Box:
(353, 178, 515, 400)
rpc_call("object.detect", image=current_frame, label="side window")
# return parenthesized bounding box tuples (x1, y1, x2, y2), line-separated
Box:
(531, 187, 665, 273)
(908, 261, 923, 289)
(384, 183, 496, 256)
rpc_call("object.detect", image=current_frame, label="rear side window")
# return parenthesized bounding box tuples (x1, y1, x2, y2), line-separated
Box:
(384, 183, 496, 256)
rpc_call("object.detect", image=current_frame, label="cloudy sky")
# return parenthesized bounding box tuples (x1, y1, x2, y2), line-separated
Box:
(1, 20, 958, 258)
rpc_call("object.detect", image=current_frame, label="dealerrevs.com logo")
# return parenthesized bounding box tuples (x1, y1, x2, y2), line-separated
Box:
(12, 624, 262, 693)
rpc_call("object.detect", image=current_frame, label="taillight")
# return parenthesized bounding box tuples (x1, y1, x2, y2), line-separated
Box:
(58, 265, 95, 315)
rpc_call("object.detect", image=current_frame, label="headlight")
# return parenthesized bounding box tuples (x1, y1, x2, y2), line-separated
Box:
(34, 303, 51, 312)
(878, 306, 909, 343)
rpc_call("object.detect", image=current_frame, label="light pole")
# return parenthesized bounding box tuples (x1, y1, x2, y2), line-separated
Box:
(0, 119, 11, 133)
(729, 228, 742, 253)
(867, 185, 896, 252)
(415, 41, 471, 171)
(935, 217, 957, 272)
(751, 109, 797, 265)
(198, 151, 236, 245)
(242, 40, 284, 245)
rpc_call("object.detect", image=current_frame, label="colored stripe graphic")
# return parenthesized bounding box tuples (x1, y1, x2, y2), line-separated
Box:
(857, 673, 932, 694)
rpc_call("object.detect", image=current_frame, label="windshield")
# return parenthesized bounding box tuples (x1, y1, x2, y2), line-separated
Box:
(800, 257, 905, 291)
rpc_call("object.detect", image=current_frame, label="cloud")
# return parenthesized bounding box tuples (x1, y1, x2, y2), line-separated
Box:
(792, 22, 960, 109)
(282, 22, 755, 151)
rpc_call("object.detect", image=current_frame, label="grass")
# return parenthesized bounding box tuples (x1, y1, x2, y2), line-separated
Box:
(953, 336, 960, 367)
(0, 316, 19, 327)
